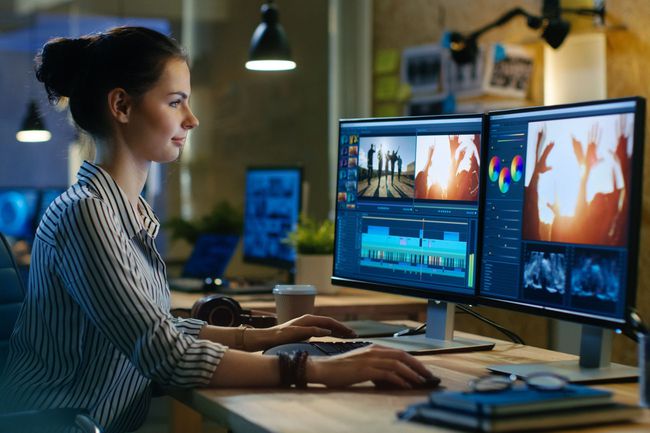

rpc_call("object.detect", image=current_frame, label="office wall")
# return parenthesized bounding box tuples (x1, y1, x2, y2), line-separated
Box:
(373, 0, 650, 365)
(163, 0, 329, 277)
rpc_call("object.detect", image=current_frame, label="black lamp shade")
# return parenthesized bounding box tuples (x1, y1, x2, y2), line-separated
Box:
(246, 2, 296, 71)
(16, 99, 51, 143)
(542, 19, 571, 49)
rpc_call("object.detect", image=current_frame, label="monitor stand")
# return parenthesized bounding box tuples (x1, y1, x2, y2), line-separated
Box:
(488, 325, 638, 383)
(364, 300, 495, 355)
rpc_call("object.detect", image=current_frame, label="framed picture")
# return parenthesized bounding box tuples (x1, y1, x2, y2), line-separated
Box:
(401, 43, 447, 97)
(483, 43, 533, 98)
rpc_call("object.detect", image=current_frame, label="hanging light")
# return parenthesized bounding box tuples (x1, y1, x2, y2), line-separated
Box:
(246, 0, 296, 71)
(16, 99, 51, 143)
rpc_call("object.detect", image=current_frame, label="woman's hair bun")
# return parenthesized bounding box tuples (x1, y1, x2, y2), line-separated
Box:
(35, 37, 92, 102)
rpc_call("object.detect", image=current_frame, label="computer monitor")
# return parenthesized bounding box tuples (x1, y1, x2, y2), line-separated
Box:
(243, 167, 302, 272)
(331, 114, 494, 354)
(36, 188, 66, 224)
(478, 97, 645, 382)
(0, 188, 40, 241)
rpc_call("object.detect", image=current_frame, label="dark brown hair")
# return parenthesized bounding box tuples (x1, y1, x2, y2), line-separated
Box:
(35, 26, 186, 137)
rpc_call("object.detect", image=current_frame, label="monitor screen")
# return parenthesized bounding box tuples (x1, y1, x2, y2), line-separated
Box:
(332, 114, 483, 303)
(0, 189, 40, 240)
(478, 98, 645, 328)
(36, 188, 66, 225)
(242, 167, 302, 269)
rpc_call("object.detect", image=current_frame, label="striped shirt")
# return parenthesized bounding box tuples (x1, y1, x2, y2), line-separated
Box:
(0, 161, 226, 433)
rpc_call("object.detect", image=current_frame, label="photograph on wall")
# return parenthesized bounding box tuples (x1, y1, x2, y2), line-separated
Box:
(483, 43, 533, 98)
(447, 46, 485, 97)
(569, 248, 622, 316)
(521, 244, 567, 307)
(414, 134, 480, 201)
(521, 113, 634, 247)
(357, 136, 416, 199)
(401, 43, 447, 96)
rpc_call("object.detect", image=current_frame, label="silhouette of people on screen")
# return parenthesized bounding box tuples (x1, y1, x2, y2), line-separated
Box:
(523, 116, 630, 247)
(377, 146, 383, 187)
(397, 155, 402, 180)
(367, 144, 375, 185)
(415, 135, 479, 201)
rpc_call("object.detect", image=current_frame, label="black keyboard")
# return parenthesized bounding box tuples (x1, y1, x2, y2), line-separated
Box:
(263, 341, 372, 357)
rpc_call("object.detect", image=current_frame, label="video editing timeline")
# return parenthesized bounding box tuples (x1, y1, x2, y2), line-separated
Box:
(334, 115, 482, 296)
(360, 216, 472, 286)
(480, 100, 640, 321)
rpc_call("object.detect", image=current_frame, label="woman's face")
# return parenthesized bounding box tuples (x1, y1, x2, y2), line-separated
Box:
(123, 58, 199, 163)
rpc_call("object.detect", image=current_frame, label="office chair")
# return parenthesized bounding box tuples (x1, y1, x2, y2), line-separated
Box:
(0, 232, 102, 433)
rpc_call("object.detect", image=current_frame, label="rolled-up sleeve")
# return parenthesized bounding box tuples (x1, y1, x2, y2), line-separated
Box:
(171, 317, 206, 338)
(56, 198, 225, 387)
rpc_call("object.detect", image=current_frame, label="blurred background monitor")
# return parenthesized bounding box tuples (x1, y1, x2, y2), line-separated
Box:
(0, 188, 40, 241)
(478, 97, 645, 382)
(36, 188, 66, 223)
(243, 167, 302, 271)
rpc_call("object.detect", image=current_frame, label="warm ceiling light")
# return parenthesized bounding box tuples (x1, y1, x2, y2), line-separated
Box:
(16, 99, 51, 143)
(246, 0, 296, 71)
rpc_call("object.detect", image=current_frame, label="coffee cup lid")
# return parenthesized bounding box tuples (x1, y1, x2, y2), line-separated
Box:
(273, 284, 317, 295)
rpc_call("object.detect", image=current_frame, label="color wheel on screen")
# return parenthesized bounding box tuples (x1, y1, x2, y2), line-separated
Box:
(488, 156, 500, 182)
(511, 155, 524, 182)
(498, 167, 511, 193)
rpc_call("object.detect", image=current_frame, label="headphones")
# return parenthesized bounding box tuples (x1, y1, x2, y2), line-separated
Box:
(191, 295, 277, 328)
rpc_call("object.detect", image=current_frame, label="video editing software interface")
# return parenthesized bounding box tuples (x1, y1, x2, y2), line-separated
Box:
(480, 99, 642, 323)
(334, 115, 482, 297)
(243, 167, 301, 268)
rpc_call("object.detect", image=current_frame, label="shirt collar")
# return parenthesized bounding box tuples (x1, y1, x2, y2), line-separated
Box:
(76, 161, 160, 239)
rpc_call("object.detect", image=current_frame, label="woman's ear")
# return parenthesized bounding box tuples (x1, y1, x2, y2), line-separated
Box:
(107, 88, 132, 124)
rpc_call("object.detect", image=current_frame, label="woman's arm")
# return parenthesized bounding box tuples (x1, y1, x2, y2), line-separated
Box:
(209, 345, 433, 389)
(198, 315, 357, 352)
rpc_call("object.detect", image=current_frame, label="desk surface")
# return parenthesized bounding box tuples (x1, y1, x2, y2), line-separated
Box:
(173, 332, 649, 433)
(171, 287, 428, 321)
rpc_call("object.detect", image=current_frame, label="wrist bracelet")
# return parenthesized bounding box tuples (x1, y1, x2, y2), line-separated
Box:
(294, 351, 309, 389)
(278, 352, 292, 388)
(235, 325, 249, 350)
(277, 351, 310, 388)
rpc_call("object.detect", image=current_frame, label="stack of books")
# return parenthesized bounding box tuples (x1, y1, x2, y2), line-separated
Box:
(399, 384, 642, 432)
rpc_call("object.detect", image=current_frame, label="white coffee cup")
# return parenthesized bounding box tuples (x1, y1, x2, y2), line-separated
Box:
(273, 284, 317, 323)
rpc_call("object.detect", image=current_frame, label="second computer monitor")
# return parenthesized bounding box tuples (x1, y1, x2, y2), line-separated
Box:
(243, 167, 302, 270)
(478, 97, 644, 329)
(332, 114, 483, 303)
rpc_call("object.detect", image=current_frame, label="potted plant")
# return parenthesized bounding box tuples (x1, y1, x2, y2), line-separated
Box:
(287, 216, 339, 294)
(165, 201, 243, 278)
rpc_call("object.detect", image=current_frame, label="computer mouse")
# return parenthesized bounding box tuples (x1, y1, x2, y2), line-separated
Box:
(375, 374, 441, 390)
(413, 375, 441, 389)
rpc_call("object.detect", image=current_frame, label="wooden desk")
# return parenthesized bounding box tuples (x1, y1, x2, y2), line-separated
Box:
(171, 287, 428, 322)
(172, 332, 649, 433)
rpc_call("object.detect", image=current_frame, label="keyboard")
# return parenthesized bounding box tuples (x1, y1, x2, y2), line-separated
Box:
(263, 341, 372, 356)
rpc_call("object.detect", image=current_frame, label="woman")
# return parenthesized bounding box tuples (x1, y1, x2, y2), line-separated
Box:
(0, 27, 432, 433)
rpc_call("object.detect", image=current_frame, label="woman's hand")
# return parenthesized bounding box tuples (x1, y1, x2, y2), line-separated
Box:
(245, 315, 357, 351)
(307, 344, 434, 389)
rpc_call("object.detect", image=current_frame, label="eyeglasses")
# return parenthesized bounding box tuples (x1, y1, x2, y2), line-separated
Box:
(468, 372, 569, 393)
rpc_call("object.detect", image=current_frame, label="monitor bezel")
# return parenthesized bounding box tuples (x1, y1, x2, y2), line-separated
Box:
(475, 96, 646, 331)
(242, 165, 303, 270)
(331, 113, 484, 305)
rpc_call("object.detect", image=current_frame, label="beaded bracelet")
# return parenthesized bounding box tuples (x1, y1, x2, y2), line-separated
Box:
(277, 351, 310, 388)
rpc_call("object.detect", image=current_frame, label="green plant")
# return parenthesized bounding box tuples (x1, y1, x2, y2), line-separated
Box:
(286, 216, 334, 255)
(165, 201, 243, 244)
